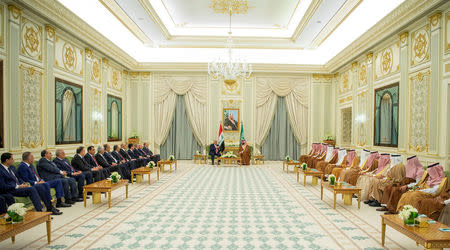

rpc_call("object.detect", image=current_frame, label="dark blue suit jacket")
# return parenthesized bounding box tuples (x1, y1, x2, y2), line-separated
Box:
(209, 144, 220, 156)
(120, 149, 132, 161)
(143, 147, 153, 156)
(0, 165, 24, 193)
(17, 162, 41, 185)
(53, 157, 77, 176)
(112, 151, 125, 162)
(133, 149, 145, 157)
(36, 158, 64, 181)
(104, 152, 118, 165)
(83, 154, 98, 167)
(128, 150, 138, 159)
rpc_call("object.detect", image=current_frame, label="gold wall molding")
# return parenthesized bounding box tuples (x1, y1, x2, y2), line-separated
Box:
(399, 31, 408, 45)
(130, 72, 140, 79)
(85, 48, 93, 59)
(45, 25, 55, 40)
(366, 52, 373, 64)
(102, 58, 110, 66)
(446, 13, 450, 52)
(21, 17, 42, 61)
(141, 72, 150, 79)
(8, 4, 21, 20)
(351, 61, 359, 71)
(429, 12, 442, 28)
(0, 5, 4, 45)
(411, 25, 430, 66)
(210, 0, 249, 14)
(358, 63, 367, 87)
(338, 95, 352, 104)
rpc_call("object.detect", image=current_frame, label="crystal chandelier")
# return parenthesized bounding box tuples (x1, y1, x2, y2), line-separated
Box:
(208, 2, 252, 85)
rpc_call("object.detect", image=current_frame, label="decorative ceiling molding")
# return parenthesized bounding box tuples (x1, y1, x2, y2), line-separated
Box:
(18, 0, 137, 69)
(137, 0, 172, 40)
(310, 0, 361, 48)
(325, 0, 443, 72)
(291, 0, 322, 42)
(98, 0, 153, 45)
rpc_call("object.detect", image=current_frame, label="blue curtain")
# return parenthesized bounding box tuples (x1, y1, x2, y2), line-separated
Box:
(261, 96, 300, 160)
(160, 95, 202, 160)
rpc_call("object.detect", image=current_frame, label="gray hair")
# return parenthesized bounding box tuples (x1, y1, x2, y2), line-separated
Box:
(97, 146, 104, 152)
(22, 152, 32, 161)
(55, 149, 64, 157)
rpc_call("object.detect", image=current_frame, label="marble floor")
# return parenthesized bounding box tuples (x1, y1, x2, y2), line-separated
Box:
(0, 161, 422, 249)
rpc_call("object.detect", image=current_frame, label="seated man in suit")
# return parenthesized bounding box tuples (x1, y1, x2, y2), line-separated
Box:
(37, 150, 83, 203)
(209, 140, 221, 165)
(120, 143, 134, 162)
(128, 144, 145, 167)
(104, 144, 132, 181)
(96, 146, 130, 181)
(54, 149, 91, 196)
(134, 144, 150, 165)
(84, 146, 110, 179)
(0, 193, 15, 214)
(0, 153, 61, 215)
(112, 144, 136, 171)
(18, 152, 70, 208)
(72, 146, 104, 182)
(143, 142, 160, 163)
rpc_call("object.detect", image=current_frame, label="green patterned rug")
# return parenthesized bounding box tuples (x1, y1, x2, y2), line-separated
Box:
(23, 163, 413, 249)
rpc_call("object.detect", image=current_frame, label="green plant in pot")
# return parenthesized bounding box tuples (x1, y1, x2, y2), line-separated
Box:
(168, 155, 175, 161)
(110, 172, 121, 184)
(147, 161, 155, 169)
(285, 155, 290, 162)
(7, 203, 27, 223)
(329, 174, 336, 185)
(302, 163, 307, 171)
(399, 205, 418, 226)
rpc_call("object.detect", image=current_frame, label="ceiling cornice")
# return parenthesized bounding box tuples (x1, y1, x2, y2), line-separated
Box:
(18, 0, 138, 69)
(310, 0, 361, 48)
(291, 0, 322, 42)
(325, 0, 443, 72)
(138, 0, 172, 40)
(98, 0, 153, 45)
(135, 62, 327, 74)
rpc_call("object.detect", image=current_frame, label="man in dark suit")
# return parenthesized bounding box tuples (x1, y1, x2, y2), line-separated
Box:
(133, 144, 150, 165)
(84, 146, 110, 179)
(143, 142, 160, 163)
(0, 153, 61, 215)
(0, 194, 15, 214)
(209, 140, 221, 165)
(128, 144, 146, 167)
(112, 144, 136, 171)
(120, 142, 134, 162)
(18, 152, 70, 208)
(37, 150, 83, 203)
(96, 146, 129, 181)
(54, 149, 91, 196)
(72, 146, 105, 182)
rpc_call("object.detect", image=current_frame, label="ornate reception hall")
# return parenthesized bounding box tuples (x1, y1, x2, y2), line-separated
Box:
(0, 0, 449, 249)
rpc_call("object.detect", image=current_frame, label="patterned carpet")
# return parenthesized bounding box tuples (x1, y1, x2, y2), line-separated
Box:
(11, 162, 420, 249)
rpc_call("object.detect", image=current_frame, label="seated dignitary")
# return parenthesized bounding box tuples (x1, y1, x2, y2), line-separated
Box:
(344, 151, 379, 186)
(299, 143, 318, 164)
(133, 144, 150, 165)
(53, 149, 92, 195)
(0, 153, 62, 214)
(113, 145, 137, 170)
(417, 187, 450, 221)
(315, 146, 338, 172)
(120, 142, 134, 162)
(96, 146, 130, 181)
(18, 152, 70, 208)
(128, 144, 146, 166)
(104, 144, 133, 175)
(357, 153, 389, 201)
(72, 146, 105, 182)
(143, 142, 160, 163)
(0, 193, 15, 214)
(209, 140, 221, 165)
(84, 146, 110, 180)
(37, 150, 83, 203)
(238, 140, 251, 165)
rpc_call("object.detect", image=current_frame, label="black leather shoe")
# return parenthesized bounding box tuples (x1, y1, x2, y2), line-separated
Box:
(56, 202, 71, 208)
(364, 200, 372, 204)
(369, 201, 382, 207)
(65, 199, 76, 204)
(50, 207, 63, 215)
(72, 197, 84, 202)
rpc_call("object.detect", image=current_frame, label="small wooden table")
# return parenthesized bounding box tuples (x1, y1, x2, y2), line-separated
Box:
(131, 166, 160, 184)
(216, 157, 242, 167)
(0, 212, 51, 244)
(83, 179, 129, 208)
(252, 155, 265, 165)
(381, 214, 450, 249)
(283, 160, 302, 173)
(158, 160, 177, 173)
(321, 181, 361, 209)
(297, 168, 324, 186)
(193, 154, 207, 164)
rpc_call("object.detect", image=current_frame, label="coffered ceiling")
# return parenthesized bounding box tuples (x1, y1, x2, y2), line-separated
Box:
(57, 0, 407, 65)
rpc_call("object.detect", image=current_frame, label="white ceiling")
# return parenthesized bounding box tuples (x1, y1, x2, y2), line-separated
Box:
(57, 0, 406, 65)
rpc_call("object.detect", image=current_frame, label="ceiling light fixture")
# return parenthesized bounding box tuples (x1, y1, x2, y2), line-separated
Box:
(208, 0, 252, 85)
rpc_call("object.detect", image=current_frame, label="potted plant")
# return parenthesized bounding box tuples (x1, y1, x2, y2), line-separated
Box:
(323, 134, 335, 146)
(302, 163, 307, 171)
(168, 155, 175, 161)
(399, 205, 418, 226)
(329, 174, 336, 185)
(110, 172, 121, 184)
(128, 130, 139, 144)
(7, 203, 27, 223)
(285, 155, 291, 162)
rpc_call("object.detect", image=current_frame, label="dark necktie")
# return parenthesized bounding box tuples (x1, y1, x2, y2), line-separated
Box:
(91, 155, 99, 166)
(8, 168, 19, 185)
(117, 152, 125, 161)
(29, 164, 41, 181)
(64, 160, 76, 172)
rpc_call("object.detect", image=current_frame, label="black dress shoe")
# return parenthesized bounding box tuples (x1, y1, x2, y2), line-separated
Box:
(72, 197, 84, 202)
(364, 200, 373, 204)
(65, 199, 76, 204)
(50, 208, 63, 215)
(369, 201, 382, 207)
(56, 202, 71, 208)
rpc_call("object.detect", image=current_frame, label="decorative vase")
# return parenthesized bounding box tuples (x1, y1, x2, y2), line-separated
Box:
(404, 212, 418, 226)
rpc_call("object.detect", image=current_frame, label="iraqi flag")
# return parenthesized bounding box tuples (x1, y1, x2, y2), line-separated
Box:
(218, 123, 225, 152)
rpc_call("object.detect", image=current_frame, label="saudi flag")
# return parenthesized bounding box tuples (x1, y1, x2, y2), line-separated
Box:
(240, 122, 245, 142)
(218, 123, 225, 152)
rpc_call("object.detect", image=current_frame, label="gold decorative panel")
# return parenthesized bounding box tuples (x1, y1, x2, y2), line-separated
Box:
(90, 55, 102, 84)
(106, 67, 123, 91)
(446, 13, 450, 53)
(410, 25, 430, 66)
(211, 0, 249, 14)
(55, 35, 84, 76)
(20, 64, 43, 148)
(221, 79, 242, 96)
(356, 91, 367, 146)
(90, 87, 102, 144)
(374, 42, 400, 80)
(358, 63, 367, 87)
(409, 69, 430, 152)
(341, 107, 352, 145)
(20, 17, 42, 61)
(338, 71, 352, 94)
(0, 5, 4, 46)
